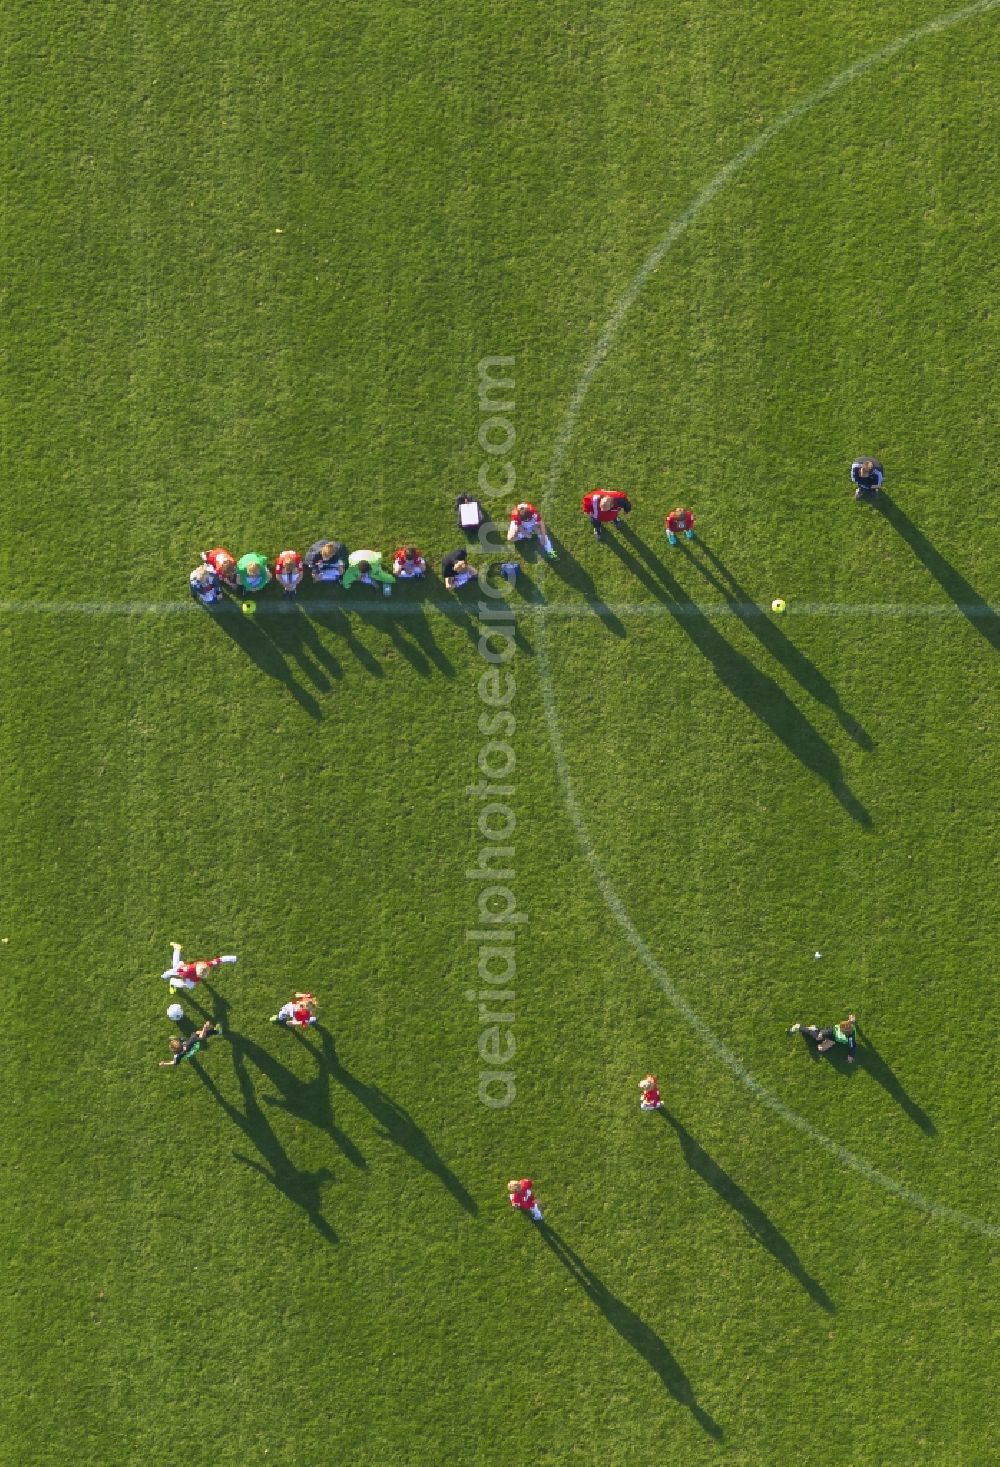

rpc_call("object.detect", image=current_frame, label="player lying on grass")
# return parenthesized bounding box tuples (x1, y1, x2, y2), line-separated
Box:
(270, 993, 318, 1027)
(305, 539, 349, 583)
(162, 943, 238, 990)
(159, 1020, 222, 1068)
(392, 545, 427, 579)
(507, 1178, 543, 1221)
(506, 501, 556, 558)
(581, 489, 632, 539)
(788, 1013, 857, 1061)
(342, 549, 395, 596)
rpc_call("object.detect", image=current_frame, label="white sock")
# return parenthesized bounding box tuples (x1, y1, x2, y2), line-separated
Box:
(221, 955, 238, 964)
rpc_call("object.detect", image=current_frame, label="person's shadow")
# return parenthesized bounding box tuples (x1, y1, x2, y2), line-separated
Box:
(658, 1110, 835, 1311)
(877, 493, 1000, 652)
(208, 601, 323, 719)
(537, 1225, 723, 1439)
(189, 989, 339, 1243)
(605, 533, 871, 826)
(234, 1026, 368, 1170)
(392, 604, 457, 678)
(854, 1026, 936, 1135)
(688, 542, 874, 750)
(309, 1028, 478, 1216)
(301, 601, 386, 678)
(540, 533, 627, 638)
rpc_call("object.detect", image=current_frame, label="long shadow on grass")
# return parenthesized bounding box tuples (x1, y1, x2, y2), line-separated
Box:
(877, 493, 1000, 652)
(299, 600, 385, 678)
(795, 1025, 936, 1135)
(542, 532, 627, 638)
(312, 1028, 478, 1215)
(605, 533, 871, 827)
(208, 602, 323, 718)
(266, 601, 344, 690)
(686, 542, 874, 750)
(189, 989, 339, 1243)
(537, 1224, 723, 1439)
(658, 1110, 835, 1312)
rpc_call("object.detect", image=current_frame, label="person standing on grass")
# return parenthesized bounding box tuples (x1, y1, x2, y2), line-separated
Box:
(189, 564, 223, 606)
(159, 1019, 222, 1068)
(664, 506, 696, 546)
(638, 1074, 663, 1110)
(274, 549, 304, 598)
(788, 1013, 857, 1062)
(269, 992, 318, 1028)
(200, 546, 239, 590)
(162, 942, 238, 990)
(392, 546, 427, 580)
(506, 501, 556, 558)
(581, 489, 632, 540)
(341, 549, 395, 596)
(508, 1178, 543, 1221)
(305, 539, 348, 584)
(851, 457, 883, 501)
(236, 552, 271, 595)
(441, 550, 479, 590)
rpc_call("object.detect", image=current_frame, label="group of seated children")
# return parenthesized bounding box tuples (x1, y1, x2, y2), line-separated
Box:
(189, 500, 556, 606)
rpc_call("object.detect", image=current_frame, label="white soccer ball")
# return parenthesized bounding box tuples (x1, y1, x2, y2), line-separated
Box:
(167, 1003, 185, 1022)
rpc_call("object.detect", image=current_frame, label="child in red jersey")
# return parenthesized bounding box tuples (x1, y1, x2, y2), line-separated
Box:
(581, 490, 632, 540)
(200, 547, 239, 589)
(161, 942, 238, 991)
(664, 507, 696, 546)
(274, 549, 304, 598)
(638, 1074, 663, 1111)
(270, 992, 318, 1027)
(392, 546, 427, 580)
(506, 502, 556, 558)
(507, 1177, 543, 1221)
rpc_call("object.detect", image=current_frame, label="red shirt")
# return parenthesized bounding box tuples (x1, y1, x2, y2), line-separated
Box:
(642, 1084, 662, 1107)
(276, 550, 303, 573)
(205, 548, 237, 580)
(393, 548, 426, 573)
(510, 503, 540, 527)
(665, 508, 695, 533)
(175, 956, 221, 982)
(290, 1006, 313, 1026)
(582, 491, 629, 522)
(509, 1179, 536, 1210)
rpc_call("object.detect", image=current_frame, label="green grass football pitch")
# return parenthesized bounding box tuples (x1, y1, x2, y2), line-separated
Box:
(1, 2, 997, 1463)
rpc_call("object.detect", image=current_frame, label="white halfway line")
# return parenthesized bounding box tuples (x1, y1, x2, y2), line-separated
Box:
(0, 599, 995, 620)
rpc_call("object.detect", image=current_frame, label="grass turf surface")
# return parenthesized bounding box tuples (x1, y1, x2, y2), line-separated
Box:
(1, 2, 998, 1463)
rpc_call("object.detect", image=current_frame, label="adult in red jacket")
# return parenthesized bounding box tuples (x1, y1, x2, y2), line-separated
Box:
(507, 1177, 543, 1220)
(581, 490, 632, 539)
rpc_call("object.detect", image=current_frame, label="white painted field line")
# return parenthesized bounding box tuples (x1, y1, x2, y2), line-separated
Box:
(536, 0, 1000, 1237)
(0, 598, 995, 620)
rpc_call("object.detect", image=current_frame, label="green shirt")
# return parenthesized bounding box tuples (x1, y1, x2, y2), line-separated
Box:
(236, 553, 271, 591)
(342, 550, 394, 589)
